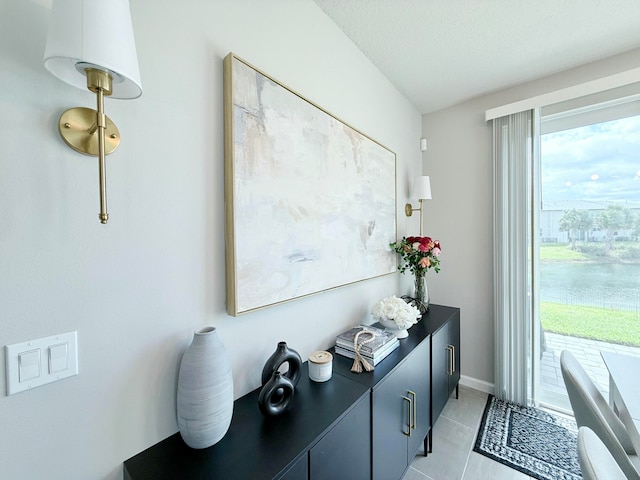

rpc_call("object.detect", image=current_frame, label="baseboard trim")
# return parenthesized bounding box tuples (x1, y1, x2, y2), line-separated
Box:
(459, 375, 494, 395)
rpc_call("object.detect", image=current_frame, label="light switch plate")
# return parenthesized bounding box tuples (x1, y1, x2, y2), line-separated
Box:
(5, 331, 78, 396)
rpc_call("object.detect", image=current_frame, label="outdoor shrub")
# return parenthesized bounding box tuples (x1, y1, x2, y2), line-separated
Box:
(575, 243, 605, 256)
(615, 244, 640, 260)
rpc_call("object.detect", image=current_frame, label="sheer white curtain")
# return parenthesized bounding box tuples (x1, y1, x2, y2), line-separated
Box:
(493, 110, 536, 405)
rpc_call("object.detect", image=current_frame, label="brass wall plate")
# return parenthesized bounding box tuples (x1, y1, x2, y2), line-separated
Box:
(58, 107, 120, 156)
(405, 203, 414, 217)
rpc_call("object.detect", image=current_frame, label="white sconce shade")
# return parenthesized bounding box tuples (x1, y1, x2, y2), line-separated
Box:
(43, 0, 142, 99)
(412, 176, 432, 200)
(405, 175, 432, 235)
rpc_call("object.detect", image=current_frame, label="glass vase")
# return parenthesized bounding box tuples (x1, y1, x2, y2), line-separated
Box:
(414, 270, 429, 314)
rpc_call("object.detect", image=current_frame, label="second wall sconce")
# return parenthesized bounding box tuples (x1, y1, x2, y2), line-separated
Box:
(43, 0, 142, 224)
(405, 176, 432, 236)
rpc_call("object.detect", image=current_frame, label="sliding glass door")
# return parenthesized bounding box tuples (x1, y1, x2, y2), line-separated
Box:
(534, 91, 640, 411)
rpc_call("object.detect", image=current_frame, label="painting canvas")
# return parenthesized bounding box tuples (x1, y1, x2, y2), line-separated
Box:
(224, 53, 397, 316)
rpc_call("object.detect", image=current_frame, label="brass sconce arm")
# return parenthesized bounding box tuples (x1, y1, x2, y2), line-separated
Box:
(405, 199, 425, 236)
(405, 200, 423, 218)
(58, 69, 119, 224)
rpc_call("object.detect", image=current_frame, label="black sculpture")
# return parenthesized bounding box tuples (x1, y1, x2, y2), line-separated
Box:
(258, 341, 302, 416)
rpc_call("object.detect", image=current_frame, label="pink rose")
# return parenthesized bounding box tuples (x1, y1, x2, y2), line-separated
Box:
(433, 247, 441, 256)
(418, 257, 430, 268)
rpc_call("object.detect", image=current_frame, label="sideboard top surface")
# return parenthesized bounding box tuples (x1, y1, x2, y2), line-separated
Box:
(124, 362, 369, 480)
(330, 304, 460, 389)
(124, 304, 460, 480)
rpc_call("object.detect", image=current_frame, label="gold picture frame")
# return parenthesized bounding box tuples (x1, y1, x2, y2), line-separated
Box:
(224, 53, 397, 316)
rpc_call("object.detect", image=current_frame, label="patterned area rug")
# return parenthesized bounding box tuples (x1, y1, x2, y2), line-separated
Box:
(473, 395, 582, 480)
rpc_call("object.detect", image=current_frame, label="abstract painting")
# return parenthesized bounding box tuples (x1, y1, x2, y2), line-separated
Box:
(224, 53, 396, 316)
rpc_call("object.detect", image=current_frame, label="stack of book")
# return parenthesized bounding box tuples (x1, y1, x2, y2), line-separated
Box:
(334, 325, 399, 366)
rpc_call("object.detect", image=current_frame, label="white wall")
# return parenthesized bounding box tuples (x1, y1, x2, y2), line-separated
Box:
(0, 1, 422, 478)
(422, 47, 640, 388)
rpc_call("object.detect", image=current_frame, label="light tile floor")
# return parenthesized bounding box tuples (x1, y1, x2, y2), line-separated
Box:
(403, 335, 640, 480)
(403, 386, 535, 480)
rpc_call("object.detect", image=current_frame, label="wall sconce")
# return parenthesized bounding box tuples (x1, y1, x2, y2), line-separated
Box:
(405, 176, 432, 236)
(43, 0, 142, 224)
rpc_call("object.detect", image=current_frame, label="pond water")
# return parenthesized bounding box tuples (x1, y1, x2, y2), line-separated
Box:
(540, 262, 640, 312)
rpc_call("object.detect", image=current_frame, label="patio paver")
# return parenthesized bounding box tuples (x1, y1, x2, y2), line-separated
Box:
(539, 331, 640, 411)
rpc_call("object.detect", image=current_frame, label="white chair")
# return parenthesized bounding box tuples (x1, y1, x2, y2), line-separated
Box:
(578, 426, 634, 480)
(560, 350, 640, 479)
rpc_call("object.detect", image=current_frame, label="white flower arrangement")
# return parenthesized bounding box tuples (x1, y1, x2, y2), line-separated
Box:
(371, 295, 421, 330)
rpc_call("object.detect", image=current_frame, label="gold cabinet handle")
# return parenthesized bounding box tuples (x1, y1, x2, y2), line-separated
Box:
(451, 345, 456, 373)
(402, 396, 412, 436)
(450, 345, 454, 375)
(408, 390, 416, 429)
(445, 346, 449, 375)
(447, 344, 455, 374)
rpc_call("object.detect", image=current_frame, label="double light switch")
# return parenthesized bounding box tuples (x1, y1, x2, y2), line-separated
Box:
(5, 331, 78, 395)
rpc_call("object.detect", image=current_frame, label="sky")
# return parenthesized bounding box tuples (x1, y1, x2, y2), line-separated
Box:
(541, 114, 640, 205)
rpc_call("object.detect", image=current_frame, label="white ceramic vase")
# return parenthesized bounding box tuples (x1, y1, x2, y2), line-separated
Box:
(177, 326, 233, 449)
(378, 318, 409, 338)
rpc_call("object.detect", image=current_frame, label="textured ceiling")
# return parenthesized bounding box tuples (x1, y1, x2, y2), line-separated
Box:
(313, 0, 640, 114)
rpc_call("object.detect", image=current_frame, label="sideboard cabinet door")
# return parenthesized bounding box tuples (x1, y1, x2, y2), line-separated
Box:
(431, 319, 451, 422)
(372, 361, 409, 480)
(277, 454, 308, 480)
(404, 339, 431, 464)
(449, 311, 461, 394)
(309, 394, 371, 480)
(372, 339, 431, 480)
(431, 310, 461, 425)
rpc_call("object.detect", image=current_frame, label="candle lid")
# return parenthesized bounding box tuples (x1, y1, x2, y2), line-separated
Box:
(309, 351, 333, 364)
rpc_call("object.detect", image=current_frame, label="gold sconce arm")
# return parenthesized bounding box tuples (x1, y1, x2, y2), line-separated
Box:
(405, 199, 425, 235)
(405, 200, 423, 218)
(94, 71, 109, 224)
(57, 69, 119, 224)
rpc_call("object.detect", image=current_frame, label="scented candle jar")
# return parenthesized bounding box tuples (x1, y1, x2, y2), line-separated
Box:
(308, 351, 333, 382)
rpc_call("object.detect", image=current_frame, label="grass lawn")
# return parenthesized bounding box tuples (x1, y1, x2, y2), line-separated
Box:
(539, 243, 589, 261)
(541, 302, 640, 347)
